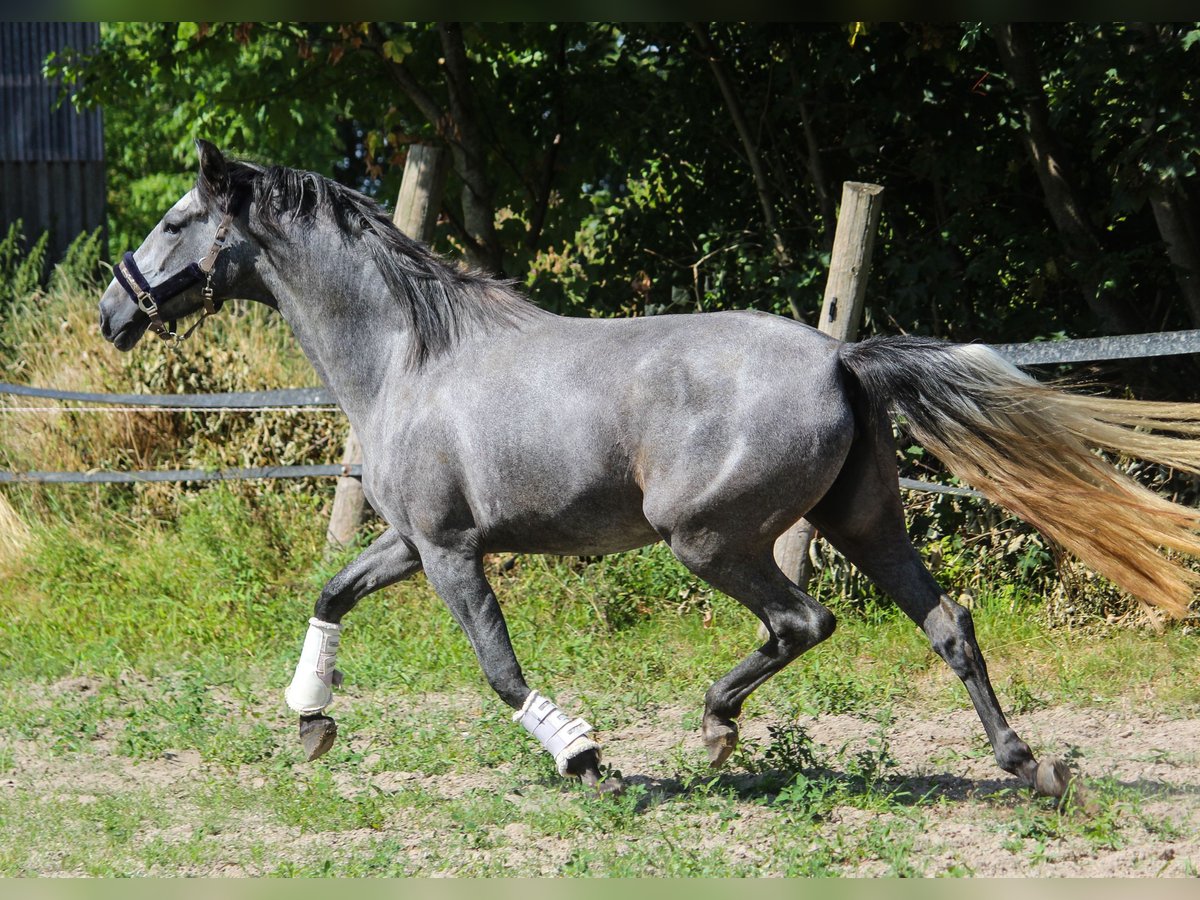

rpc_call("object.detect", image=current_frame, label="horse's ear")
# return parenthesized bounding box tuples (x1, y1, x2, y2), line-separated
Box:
(195, 138, 229, 204)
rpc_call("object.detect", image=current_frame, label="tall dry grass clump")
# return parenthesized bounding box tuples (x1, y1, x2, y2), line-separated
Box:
(0, 228, 344, 526)
(0, 491, 30, 569)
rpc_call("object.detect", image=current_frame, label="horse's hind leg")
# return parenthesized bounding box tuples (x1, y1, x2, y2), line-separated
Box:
(287, 527, 422, 761)
(667, 534, 836, 767)
(806, 429, 1070, 797)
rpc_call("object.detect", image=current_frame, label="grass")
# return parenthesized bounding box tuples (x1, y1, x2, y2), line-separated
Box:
(5, 656, 1193, 876)
(2, 261, 1199, 875)
(1, 501, 1196, 876)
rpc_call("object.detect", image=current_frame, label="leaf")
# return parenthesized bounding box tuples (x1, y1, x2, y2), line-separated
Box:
(382, 37, 412, 64)
(1182, 29, 1200, 51)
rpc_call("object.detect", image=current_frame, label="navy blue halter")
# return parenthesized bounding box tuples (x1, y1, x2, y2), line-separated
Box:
(113, 211, 235, 343)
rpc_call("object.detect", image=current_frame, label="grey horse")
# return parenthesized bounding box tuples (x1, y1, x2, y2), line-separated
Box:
(99, 141, 1200, 797)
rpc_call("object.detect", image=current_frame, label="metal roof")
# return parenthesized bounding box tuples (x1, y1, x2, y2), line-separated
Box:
(0, 22, 103, 162)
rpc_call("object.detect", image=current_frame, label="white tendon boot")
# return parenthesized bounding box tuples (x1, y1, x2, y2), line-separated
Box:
(285, 617, 342, 714)
(514, 690, 600, 775)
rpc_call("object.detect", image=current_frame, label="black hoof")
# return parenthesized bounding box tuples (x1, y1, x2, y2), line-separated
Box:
(299, 713, 337, 762)
(565, 747, 623, 796)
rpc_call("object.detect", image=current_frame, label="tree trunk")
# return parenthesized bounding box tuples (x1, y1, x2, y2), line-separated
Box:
(1149, 186, 1200, 328)
(326, 145, 449, 548)
(371, 23, 504, 275)
(438, 22, 505, 274)
(1131, 24, 1200, 328)
(993, 24, 1140, 334)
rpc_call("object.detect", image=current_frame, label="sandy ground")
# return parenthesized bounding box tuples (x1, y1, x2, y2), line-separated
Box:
(5, 684, 1200, 876)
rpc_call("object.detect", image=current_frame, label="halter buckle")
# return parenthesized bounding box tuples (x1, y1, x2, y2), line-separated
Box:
(136, 292, 159, 317)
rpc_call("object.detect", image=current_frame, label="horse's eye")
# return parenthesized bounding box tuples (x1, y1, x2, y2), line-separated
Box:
(163, 222, 182, 235)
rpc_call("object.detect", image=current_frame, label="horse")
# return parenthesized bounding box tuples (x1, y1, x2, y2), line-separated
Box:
(98, 140, 1200, 798)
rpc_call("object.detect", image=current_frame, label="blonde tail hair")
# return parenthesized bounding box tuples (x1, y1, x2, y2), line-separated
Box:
(839, 335, 1200, 618)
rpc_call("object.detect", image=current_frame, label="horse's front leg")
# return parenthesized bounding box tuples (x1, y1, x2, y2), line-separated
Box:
(421, 547, 622, 794)
(286, 527, 421, 760)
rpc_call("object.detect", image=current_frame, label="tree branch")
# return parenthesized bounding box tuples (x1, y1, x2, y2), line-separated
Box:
(366, 23, 445, 129)
(993, 23, 1140, 333)
(688, 22, 791, 271)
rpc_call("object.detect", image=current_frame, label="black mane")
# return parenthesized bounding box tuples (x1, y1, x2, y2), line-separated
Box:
(208, 159, 543, 367)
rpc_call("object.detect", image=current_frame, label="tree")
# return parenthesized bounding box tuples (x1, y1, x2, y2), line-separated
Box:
(50, 22, 1200, 351)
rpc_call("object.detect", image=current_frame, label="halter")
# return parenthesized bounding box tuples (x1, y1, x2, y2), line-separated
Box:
(113, 210, 236, 343)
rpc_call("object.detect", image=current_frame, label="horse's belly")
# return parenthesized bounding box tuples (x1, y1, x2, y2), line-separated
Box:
(477, 492, 660, 556)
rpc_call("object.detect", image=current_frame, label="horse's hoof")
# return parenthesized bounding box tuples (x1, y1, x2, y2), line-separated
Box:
(299, 714, 338, 762)
(702, 713, 739, 768)
(1033, 757, 1071, 798)
(581, 767, 625, 797)
(566, 748, 623, 796)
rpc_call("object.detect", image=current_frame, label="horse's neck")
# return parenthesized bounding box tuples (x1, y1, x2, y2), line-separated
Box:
(261, 242, 414, 427)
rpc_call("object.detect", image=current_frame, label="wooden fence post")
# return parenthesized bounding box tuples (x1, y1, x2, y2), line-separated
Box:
(326, 144, 449, 547)
(772, 181, 884, 585)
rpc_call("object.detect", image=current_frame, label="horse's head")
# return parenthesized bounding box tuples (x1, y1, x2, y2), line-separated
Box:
(99, 139, 259, 350)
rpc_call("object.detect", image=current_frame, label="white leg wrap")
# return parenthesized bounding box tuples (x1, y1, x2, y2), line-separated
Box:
(513, 690, 600, 776)
(284, 618, 342, 714)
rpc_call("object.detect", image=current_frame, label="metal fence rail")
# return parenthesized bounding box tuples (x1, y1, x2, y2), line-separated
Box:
(0, 464, 360, 485)
(0, 381, 334, 408)
(3, 328, 1199, 489)
(993, 328, 1200, 366)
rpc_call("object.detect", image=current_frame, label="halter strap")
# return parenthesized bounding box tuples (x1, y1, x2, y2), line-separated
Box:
(113, 210, 236, 344)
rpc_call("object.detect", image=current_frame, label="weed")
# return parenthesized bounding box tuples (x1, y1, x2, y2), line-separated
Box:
(798, 665, 873, 715)
(1003, 674, 1046, 715)
(764, 721, 823, 773)
(0, 220, 48, 305)
(773, 771, 839, 821)
(844, 709, 901, 798)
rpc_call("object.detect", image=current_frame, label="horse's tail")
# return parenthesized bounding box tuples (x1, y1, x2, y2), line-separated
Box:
(838, 334, 1200, 618)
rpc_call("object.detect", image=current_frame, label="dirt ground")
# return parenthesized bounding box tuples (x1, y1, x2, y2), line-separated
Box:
(5, 685, 1200, 876)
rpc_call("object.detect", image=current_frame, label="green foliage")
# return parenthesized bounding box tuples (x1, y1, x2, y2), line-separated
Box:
(48, 228, 107, 294)
(47, 22, 1200, 352)
(0, 221, 48, 308)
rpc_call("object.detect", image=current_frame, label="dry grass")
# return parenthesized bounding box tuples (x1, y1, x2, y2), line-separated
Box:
(0, 492, 29, 567)
(0, 259, 344, 523)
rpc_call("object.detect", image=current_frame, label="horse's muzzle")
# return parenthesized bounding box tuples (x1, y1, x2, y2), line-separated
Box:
(98, 281, 149, 351)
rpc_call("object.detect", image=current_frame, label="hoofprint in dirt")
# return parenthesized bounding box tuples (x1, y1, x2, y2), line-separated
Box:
(2, 679, 1198, 877)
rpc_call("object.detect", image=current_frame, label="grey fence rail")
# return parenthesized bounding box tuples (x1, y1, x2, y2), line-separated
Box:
(3, 328, 1200, 489)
